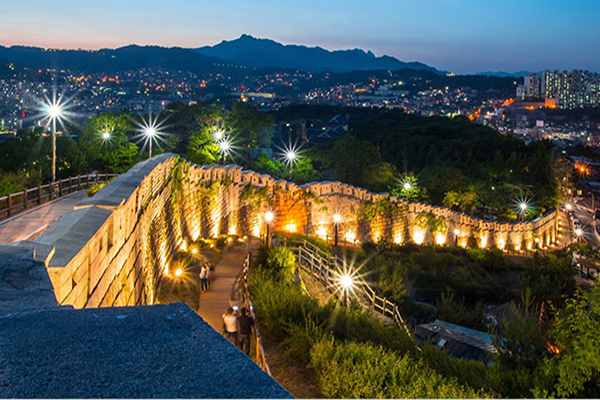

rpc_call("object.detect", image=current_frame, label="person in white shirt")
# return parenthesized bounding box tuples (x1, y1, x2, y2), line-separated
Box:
(199, 264, 209, 292)
(222, 307, 238, 345)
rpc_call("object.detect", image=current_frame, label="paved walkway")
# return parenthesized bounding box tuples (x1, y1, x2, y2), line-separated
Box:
(0, 190, 88, 245)
(197, 242, 250, 332)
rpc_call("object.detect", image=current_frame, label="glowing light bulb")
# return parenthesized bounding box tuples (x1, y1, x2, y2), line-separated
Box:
(340, 275, 353, 290)
(264, 211, 274, 223)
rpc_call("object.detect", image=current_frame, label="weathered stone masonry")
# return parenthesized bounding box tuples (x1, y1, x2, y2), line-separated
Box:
(22, 154, 557, 309)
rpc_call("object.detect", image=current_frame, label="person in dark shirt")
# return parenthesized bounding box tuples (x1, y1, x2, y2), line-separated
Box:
(237, 307, 254, 355)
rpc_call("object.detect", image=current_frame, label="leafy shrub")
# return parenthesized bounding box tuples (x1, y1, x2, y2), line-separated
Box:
(436, 289, 487, 330)
(310, 337, 488, 398)
(275, 231, 332, 253)
(266, 246, 298, 284)
(519, 253, 576, 303)
(87, 181, 109, 197)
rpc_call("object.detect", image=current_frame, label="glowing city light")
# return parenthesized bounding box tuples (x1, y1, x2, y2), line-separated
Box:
(333, 213, 342, 223)
(565, 203, 572, 210)
(575, 228, 583, 236)
(174, 268, 183, 277)
(454, 229, 461, 236)
(403, 182, 412, 190)
(101, 131, 111, 141)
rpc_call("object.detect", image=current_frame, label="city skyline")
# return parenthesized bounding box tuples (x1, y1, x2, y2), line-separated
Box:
(1, 0, 599, 74)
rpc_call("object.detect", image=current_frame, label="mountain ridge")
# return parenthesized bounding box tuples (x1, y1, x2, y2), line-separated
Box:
(195, 34, 439, 73)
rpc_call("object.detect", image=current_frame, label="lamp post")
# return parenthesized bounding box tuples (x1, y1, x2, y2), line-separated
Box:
(333, 213, 342, 246)
(219, 139, 231, 164)
(575, 228, 583, 242)
(519, 202, 528, 222)
(403, 181, 412, 199)
(101, 131, 111, 141)
(145, 127, 156, 158)
(265, 211, 274, 250)
(340, 274, 353, 306)
(45, 103, 62, 182)
(453, 229, 460, 246)
(285, 150, 297, 179)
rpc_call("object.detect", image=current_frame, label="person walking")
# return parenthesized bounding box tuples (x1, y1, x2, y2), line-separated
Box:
(208, 262, 215, 290)
(199, 264, 209, 293)
(237, 307, 255, 356)
(222, 307, 238, 346)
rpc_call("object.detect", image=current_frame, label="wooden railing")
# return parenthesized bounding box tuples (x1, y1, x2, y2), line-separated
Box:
(238, 252, 272, 376)
(0, 173, 117, 220)
(285, 239, 411, 336)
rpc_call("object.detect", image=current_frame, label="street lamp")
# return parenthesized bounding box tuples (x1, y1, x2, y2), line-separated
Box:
(339, 274, 354, 306)
(101, 131, 111, 141)
(44, 102, 63, 182)
(265, 211, 274, 249)
(144, 127, 156, 158)
(333, 213, 342, 246)
(403, 182, 412, 191)
(575, 228, 583, 242)
(285, 150, 297, 179)
(519, 202, 528, 222)
(453, 228, 461, 246)
(565, 203, 572, 211)
(219, 138, 231, 164)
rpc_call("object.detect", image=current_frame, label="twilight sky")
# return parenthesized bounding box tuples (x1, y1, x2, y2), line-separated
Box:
(1, 0, 598, 74)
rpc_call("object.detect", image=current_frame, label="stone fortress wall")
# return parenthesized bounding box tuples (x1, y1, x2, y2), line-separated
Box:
(24, 154, 557, 309)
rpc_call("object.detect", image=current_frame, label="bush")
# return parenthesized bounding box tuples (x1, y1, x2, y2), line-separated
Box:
(436, 289, 487, 330)
(249, 268, 320, 339)
(87, 181, 109, 197)
(310, 337, 488, 398)
(519, 253, 576, 303)
(275, 231, 332, 253)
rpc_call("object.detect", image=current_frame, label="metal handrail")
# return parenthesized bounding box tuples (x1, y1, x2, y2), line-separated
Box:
(239, 253, 272, 376)
(285, 239, 411, 337)
(0, 173, 117, 220)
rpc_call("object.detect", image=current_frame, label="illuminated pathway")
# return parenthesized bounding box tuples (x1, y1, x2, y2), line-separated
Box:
(0, 190, 88, 245)
(196, 241, 251, 331)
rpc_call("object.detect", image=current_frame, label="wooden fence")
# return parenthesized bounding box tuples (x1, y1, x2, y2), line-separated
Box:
(0, 173, 117, 220)
(286, 239, 411, 336)
(238, 252, 272, 376)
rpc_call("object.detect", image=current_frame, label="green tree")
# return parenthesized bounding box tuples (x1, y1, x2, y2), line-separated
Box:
(251, 151, 285, 178)
(80, 113, 137, 173)
(330, 135, 385, 189)
(226, 101, 273, 163)
(186, 126, 220, 165)
(389, 172, 427, 201)
(290, 157, 320, 183)
(543, 281, 600, 398)
(443, 190, 481, 214)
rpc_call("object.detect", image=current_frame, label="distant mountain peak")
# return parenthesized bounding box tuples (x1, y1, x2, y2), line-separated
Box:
(196, 35, 438, 73)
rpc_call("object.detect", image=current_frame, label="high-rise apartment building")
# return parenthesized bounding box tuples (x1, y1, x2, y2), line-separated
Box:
(517, 70, 600, 109)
